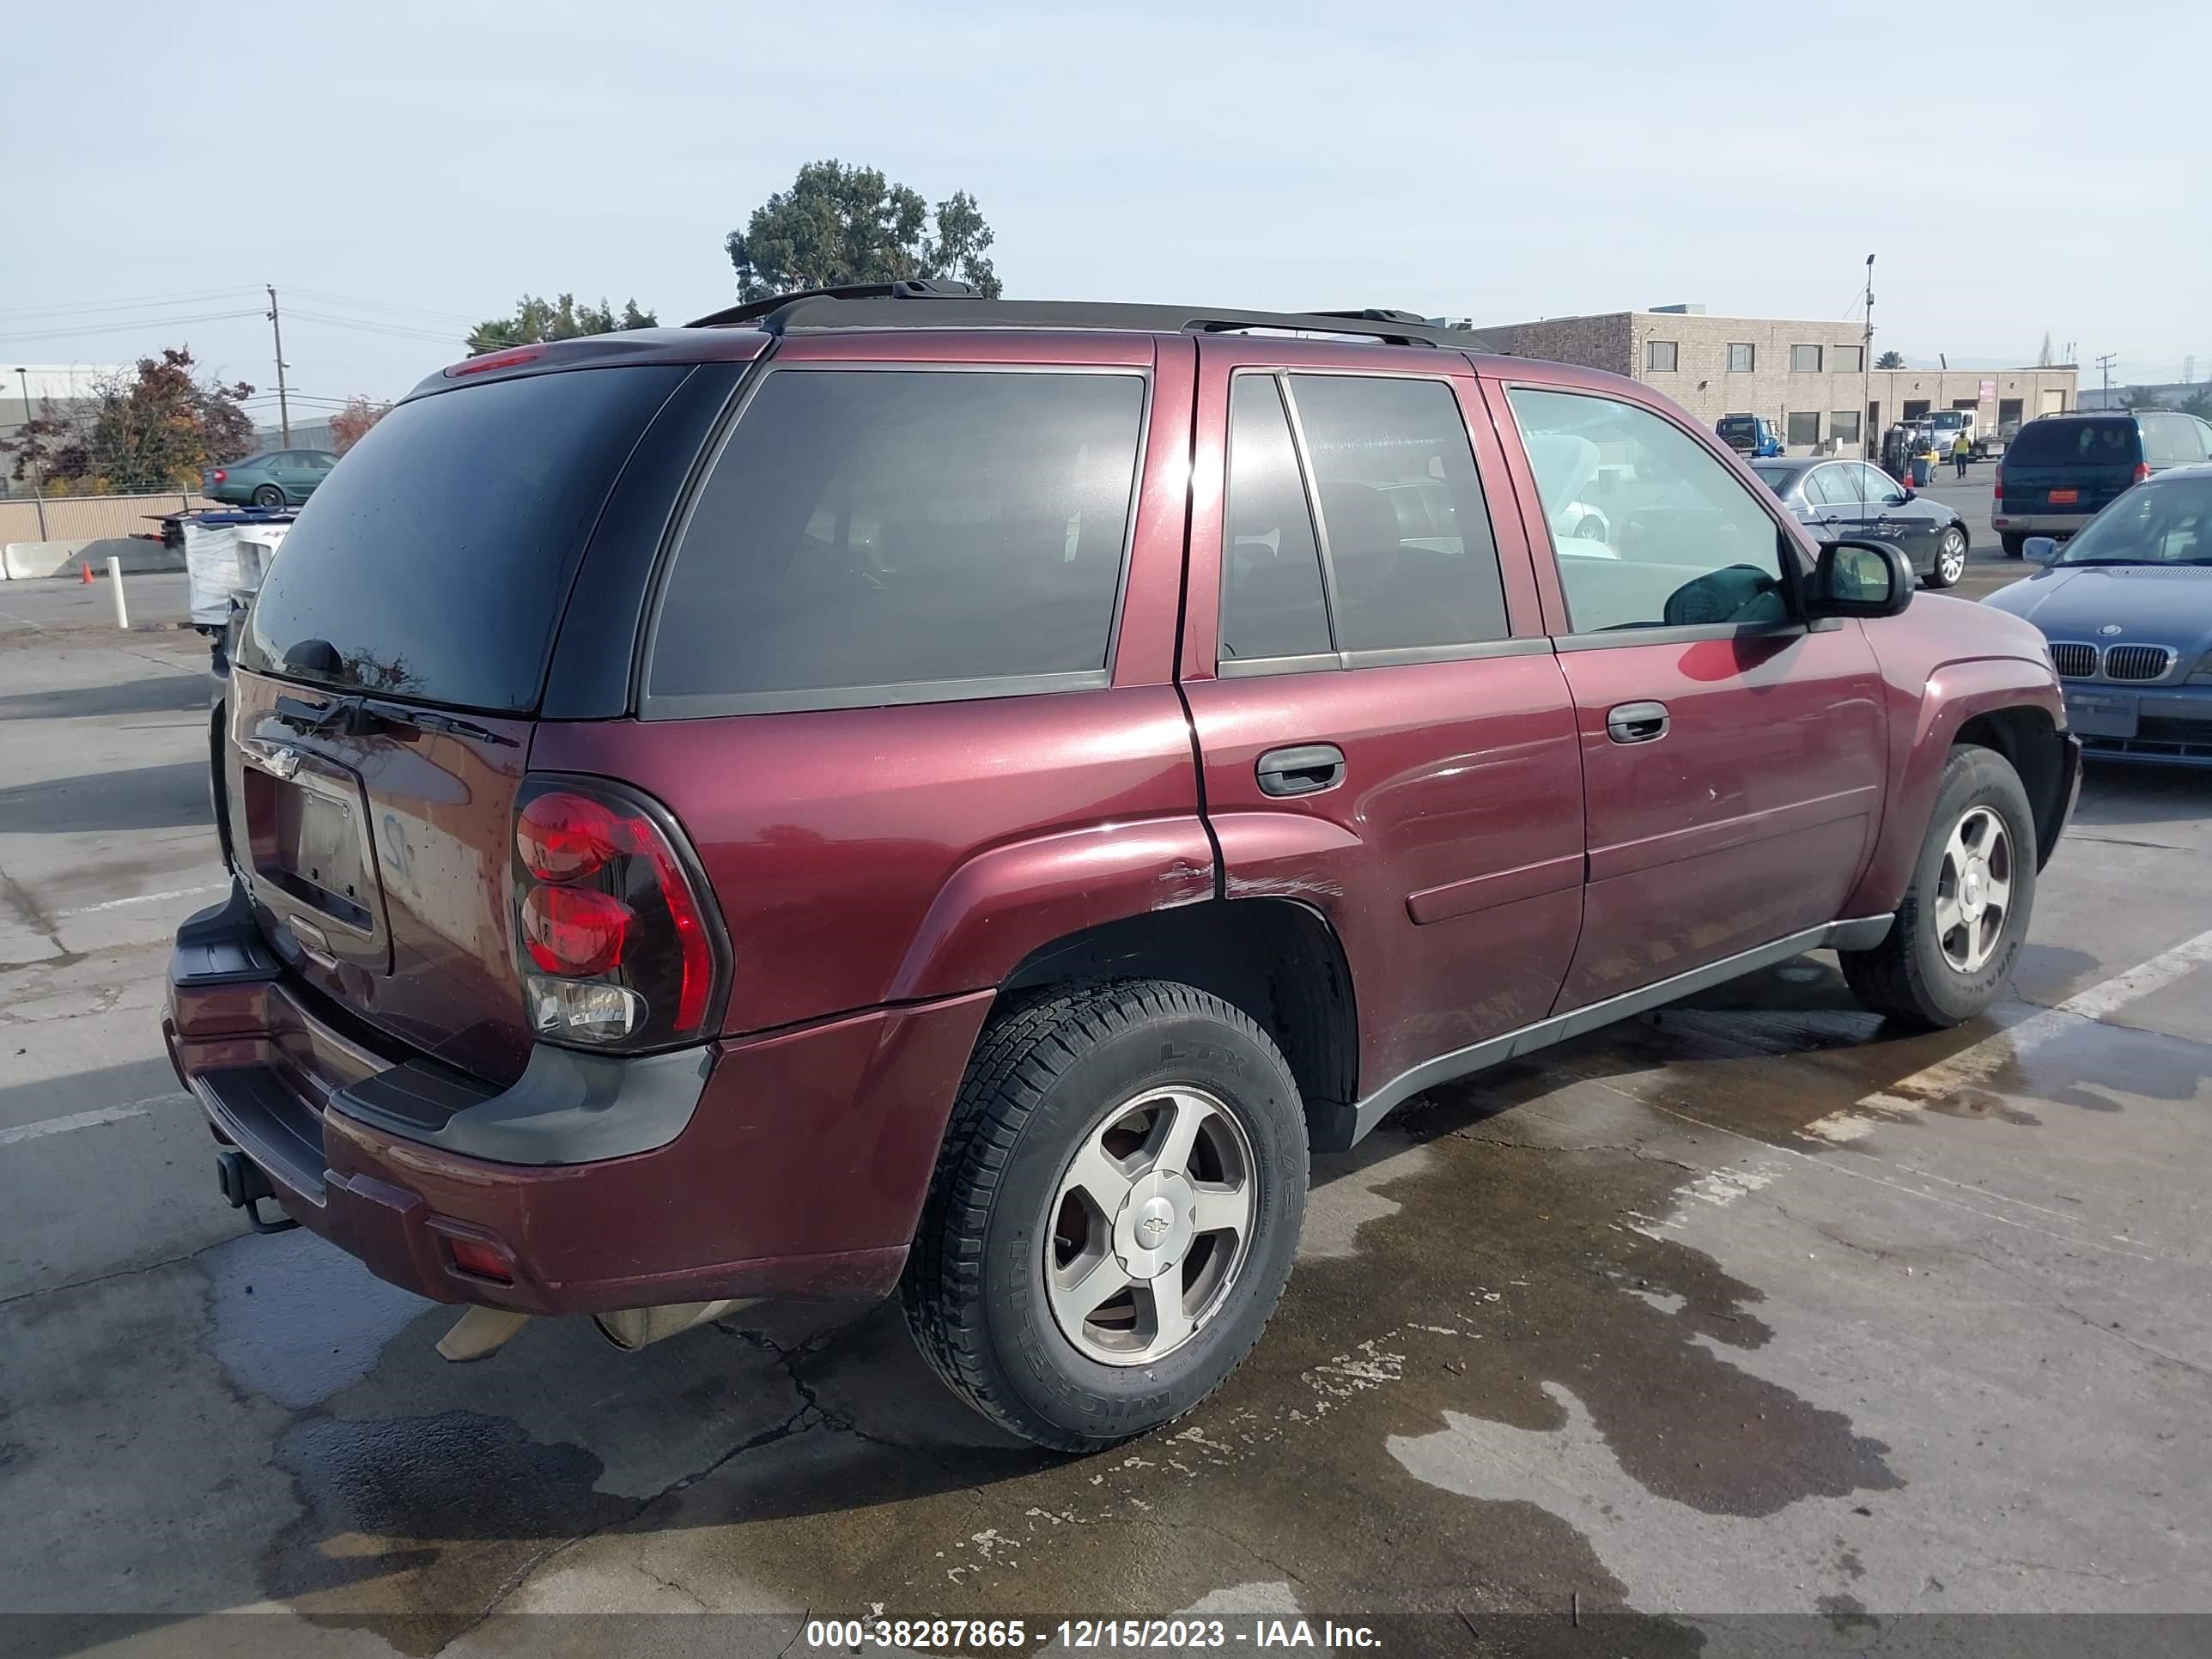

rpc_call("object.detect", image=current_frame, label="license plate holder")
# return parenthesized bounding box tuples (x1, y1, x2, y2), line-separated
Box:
(2065, 694, 2136, 739)
(266, 774, 376, 933)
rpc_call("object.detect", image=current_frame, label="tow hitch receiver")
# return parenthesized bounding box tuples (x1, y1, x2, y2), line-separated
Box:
(216, 1149, 300, 1235)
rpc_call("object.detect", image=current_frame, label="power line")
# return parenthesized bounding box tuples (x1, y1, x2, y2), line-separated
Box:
(0, 286, 261, 319)
(284, 309, 460, 345)
(283, 286, 482, 326)
(0, 309, 264, 343)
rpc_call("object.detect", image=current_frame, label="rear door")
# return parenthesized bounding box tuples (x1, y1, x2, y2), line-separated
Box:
(225, 362, 702, 1084)
(1489, 379, 1887, 1010)
(1180, 338, 1584, 1110)
(2005, 417, 2142, 520)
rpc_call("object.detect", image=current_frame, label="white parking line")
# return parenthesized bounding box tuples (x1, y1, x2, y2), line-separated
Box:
(0, 1094, 188, 1147)
(1633, 924, 2212, 1234)
(1805, 921, 2212, 1144)
(62, 884, 222, 917)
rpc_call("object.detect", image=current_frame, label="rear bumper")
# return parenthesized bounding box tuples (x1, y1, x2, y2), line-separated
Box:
(164, 884, 993, 1315)
(1990, 511, 2090, 537)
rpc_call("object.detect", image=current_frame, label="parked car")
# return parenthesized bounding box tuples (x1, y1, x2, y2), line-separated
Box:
(1993, 410, 2212, 556)
(1750, 457, 1972, 587)
(163, 287, 2078, 1452)
(202, 448, 337, 507)
(1717, 413, 1784, 458)
(1984, 464, 2212, 766)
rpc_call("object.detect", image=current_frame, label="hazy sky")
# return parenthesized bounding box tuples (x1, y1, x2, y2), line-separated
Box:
(7, 0, 2207, 415)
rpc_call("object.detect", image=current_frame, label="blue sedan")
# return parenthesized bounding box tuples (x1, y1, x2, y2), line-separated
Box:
(1984, 464, 2212, 767)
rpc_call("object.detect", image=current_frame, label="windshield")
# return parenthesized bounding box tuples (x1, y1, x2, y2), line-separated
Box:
(2057, 479, 2212, 565)
(1929, 412, 1967, 429)
(239, 365, 687, 711)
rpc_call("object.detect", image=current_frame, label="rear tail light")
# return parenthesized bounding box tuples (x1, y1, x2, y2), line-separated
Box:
(1991, 468, 2002, 501)
(212, 469, 228, 484)
(2133, 462, 2153, 484)
(510, 777, 727, 1049)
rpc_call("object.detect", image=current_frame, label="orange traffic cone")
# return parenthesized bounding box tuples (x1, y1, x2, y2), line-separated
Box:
(80, 562, 93, 584)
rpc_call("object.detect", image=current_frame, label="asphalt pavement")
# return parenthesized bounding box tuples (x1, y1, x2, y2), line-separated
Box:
(2, 529, 2209, 1657)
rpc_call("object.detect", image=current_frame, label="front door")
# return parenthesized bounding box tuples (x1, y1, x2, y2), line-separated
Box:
(1490, 381, 1889, 1010)
(1180, 338, 1585, 1117)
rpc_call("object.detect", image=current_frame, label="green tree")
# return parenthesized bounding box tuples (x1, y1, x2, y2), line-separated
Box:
(466, 293, 657, 356)
(1, 349, 254, 494)
(726, 160, 1002, 301)
(1875, 349, 1905, 369)
(2181, 386, 2212, 422)
(2122, 385, 2170, 412)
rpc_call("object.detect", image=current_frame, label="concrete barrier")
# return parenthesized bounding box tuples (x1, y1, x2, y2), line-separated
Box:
(3, 538, 185, 580)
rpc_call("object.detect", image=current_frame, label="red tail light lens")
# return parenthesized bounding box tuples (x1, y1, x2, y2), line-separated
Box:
(2133, 462, 2153, 484)
(213, 469, 227, 483)
(511, 777, 727, 1051)
(517, 791, 618, 882)
(520, 884, 631, 975)
(1991, 469, 2002, 501)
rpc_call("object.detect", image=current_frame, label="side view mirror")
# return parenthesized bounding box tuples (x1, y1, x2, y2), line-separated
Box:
(1809, 538, 1915, 619)
(2024, 536, 2060, 564)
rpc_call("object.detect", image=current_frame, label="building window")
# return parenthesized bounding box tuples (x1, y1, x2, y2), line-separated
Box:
(1902, 399, 1930, 421)
(1727, 343, 1755, 373)
(1831, 410, 1863, 445)
(1644, 340, 1679, 373)
(1790, 344, 1823, 374)
(1950, 398, 1979, 412)
(1832, 345, 1863, 374)
(1998, 398, 2024, 427)
(1787, 411, 1821, 447)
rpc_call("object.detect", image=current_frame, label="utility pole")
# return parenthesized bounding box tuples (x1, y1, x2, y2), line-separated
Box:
(14, 367, 48, 541)
(2095, 353, 2117, 400)
(1862, 253, 1875, 459)
(265, 284, 292, 445)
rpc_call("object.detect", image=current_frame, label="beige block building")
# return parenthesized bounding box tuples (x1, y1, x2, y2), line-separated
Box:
(1467, 307, 2078, 456)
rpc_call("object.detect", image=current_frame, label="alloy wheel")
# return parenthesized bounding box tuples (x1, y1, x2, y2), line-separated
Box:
(1933, 805, 2013, 974)
(1938, 530, 1966, 585)
(1044, 1086, 1255, 1366)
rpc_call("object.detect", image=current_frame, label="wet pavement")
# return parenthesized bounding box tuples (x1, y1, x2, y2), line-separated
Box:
(3, 611, 2209, 1657)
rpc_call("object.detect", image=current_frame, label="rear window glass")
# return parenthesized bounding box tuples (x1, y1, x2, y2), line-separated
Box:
(646, 368, 1146, 715)
(2005, 418, 2140, 467)
(240, 366, 685, 712)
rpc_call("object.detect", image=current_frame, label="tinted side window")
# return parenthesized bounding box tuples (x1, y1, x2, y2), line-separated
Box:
(2141, 415, 2191, 468)
(1508, 388, 1787, 635)
(647, 369, 1145, 714)
(1288, 374, 1510, 653)
(1221, 375, 1331, 662)
(1804, 466, 1858, 508)
(1854, 464, 1900, 502)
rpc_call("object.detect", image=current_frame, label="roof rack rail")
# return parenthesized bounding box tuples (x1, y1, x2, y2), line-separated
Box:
(687, 286, 1466, 348)
(687, 279, 980, 330)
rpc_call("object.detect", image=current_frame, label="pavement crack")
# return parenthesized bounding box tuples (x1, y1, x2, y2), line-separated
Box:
(630, 1549, 714, 1612)
(1962, 1246, 2212, 1385)
(0, 1235, 229, 1312)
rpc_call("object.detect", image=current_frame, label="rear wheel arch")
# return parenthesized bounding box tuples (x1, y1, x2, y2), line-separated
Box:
(996, 899, 1359, 1144)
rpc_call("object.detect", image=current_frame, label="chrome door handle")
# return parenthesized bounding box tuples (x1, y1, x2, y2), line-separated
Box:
(1605, 702, 1669, 744)
(1256, 743, 1346, 797)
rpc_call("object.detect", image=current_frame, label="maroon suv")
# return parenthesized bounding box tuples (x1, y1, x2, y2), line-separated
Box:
(165, 283, 2080, 1449)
